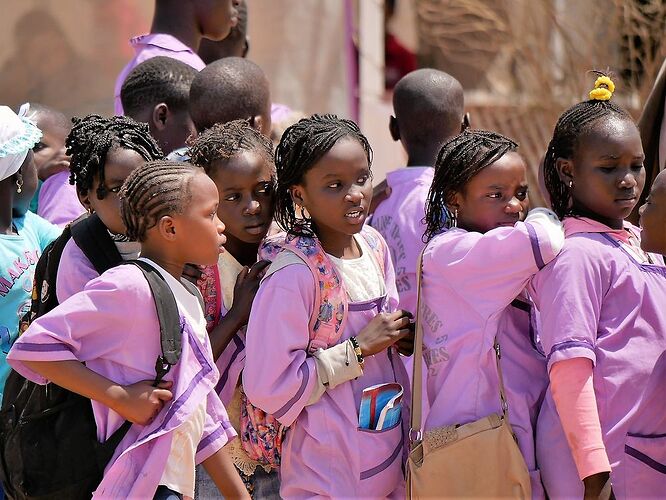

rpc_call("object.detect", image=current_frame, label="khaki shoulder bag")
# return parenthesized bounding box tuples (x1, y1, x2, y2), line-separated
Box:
(406, 250, 532, 499)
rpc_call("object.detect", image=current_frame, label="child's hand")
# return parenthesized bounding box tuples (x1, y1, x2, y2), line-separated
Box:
(356, 310, 413, 357)
(111, 380, 173, 425)
(182, 263, 204, 285)
(395, 320, 415, 356)
(583, 472, 615, 500)
(227, 260, 271, 327)
(36, 151, 70, 181)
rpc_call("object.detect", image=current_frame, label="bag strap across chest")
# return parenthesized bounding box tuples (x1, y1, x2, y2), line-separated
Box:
(264, 226, 386, 354)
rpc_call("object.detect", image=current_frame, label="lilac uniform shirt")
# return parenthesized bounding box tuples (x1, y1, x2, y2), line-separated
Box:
(55, 237, 99, 303)
(36, 171, 84, 228)
(528, 219, 666, 499)
(7, 264, 235, 498)
(243, 232, 409, 498)
(421, 216, 562, 495)
(623, 350, 666, 498)
(370, 167, 433, 316)
(114, 34, 205, 115)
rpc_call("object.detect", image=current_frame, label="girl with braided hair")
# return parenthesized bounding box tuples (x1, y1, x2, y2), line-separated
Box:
(9, 160, 250, 499)
(55, 114, 163, 303)
(243, 114, 413, 498)
(188, 119, 278, 497)
(528, 75, 666, 499)
(420, 129, 565, 498)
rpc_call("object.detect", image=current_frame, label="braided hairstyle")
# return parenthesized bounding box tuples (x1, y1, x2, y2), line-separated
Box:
(188, 119, 274, 177)
(120, 160, 198, 242)
(544, 75, 633, 218)
(273, 113, 373, 235)
(424, 129, 518, 241)
(66, 114, 163, 199)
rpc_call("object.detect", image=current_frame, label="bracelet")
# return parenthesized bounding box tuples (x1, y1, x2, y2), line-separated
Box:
(349, 336, 364, 367)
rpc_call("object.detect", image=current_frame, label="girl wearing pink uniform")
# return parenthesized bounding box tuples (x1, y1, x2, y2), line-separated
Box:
(421, 130, 565, 498)
(529, 75, 666, 499)
(243, 115, 413, 498)
(189, 120, 278, 497)
(8, 161, 248, 499)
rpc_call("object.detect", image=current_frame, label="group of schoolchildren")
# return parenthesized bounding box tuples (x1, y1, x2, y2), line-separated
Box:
(0, 0, 664, 499)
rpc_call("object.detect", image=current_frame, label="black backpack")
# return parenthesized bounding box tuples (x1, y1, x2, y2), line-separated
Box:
(0, 215, 182, 499)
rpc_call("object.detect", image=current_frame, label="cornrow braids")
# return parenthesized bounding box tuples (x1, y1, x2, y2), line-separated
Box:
(188, 119, 274, 176)
(424, 129, 518, 241)
(66, 114, 163, 199)
(543, 98, 632, 218)
(274, 113, 373, 235)
(120, 160, 198, 242)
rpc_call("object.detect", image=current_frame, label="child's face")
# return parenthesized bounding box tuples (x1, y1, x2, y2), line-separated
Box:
(209, 151, 274, 252)
(639, 172, 666, 254)
(564, 117, 645, 227)
(81, 148, 145, 235)
(292, 138, 372, 239)
(453, 151, 529, 233)
(196, 0, 239, 41)
(173, 172, 226, 266)
(13, 151, 38, 217)
(32, 113, 70, 181)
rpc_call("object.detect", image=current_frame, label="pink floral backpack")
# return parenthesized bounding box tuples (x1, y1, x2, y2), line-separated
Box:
(239, 226, 386, 468)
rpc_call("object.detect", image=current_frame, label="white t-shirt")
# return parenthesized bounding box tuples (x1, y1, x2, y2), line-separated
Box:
(327, 234, 384, 302)
(139, 258, 206, 498)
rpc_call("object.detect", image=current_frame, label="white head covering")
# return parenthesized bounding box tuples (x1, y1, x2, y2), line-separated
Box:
(0, 105, 42, 182)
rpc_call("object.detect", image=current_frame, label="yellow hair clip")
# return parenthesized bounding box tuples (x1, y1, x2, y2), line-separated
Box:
(589, 75, 615, 101)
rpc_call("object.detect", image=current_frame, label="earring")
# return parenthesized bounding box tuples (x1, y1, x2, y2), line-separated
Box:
(15, 174, 23, 194)
(299, 205, 311, 221)
(448, 208, 458, 228)
(568, 180, 573, 189)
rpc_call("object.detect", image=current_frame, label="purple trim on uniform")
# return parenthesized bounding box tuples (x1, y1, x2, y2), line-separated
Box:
(510, 299, 543, 356)
(348, 295, 386, 312)
(524, 222, 545, 269)
(545, 339, 595, 365)
(625, 445, 666, 474)
(215, 335, 244, 394)
(12, 342, 72, 352)
(628, 432, 666, 439)
(359, 439, 402, 480)
(140, 326, 214, 445)
(196, 420, 233, 453)
(273, 362, 310, 419)
(600, 233, 666, 278)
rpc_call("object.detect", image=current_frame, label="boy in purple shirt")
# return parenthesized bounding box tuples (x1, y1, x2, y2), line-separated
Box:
(370, 69, 465, 317)
(114, 0, 239, 115)
(120, 56, 198, 156)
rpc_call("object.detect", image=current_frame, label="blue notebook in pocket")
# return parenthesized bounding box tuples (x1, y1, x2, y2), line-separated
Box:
(359, 382, 403, 430)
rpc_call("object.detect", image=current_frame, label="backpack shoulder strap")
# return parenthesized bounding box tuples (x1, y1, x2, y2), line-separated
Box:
(360, 224, 387, 276)
(70, 213, 123, 275)
(19, 224, 74, 332)
(282, 233, 348, 353)
(127, 260, 182, 384)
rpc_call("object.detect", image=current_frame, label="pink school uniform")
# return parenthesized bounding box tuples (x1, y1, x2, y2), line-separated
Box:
(242, 229, 410, 498)
(56, 236, 139, 304)
(114, 34, 205, 115)
(36, 171, 85, 228)
(528, 218, 666, 499)
(7, 262, 235, 498)
(370, 167, 433, 316)
(498, 294, 549, 498)
(420, 210, 563, 495)
(623, 350, 666, 498)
